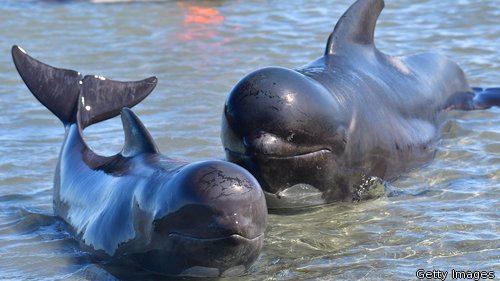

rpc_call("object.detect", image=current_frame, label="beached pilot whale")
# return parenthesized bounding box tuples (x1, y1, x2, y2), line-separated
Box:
(12, 46, 267, 277)
(221, 0, 500, 209)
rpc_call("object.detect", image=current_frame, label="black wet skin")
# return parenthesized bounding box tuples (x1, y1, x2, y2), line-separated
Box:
(221, 0, 500, 208)
(12, 45, 267, 277)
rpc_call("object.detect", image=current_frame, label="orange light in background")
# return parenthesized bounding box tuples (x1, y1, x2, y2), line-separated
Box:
(184, 6, 224, 24)
(165, 1, 240, 62)
(176, 2, 225, 25)
(172, 3, 227, 43)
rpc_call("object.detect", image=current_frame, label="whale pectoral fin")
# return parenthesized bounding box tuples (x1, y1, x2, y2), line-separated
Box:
(443, 91, 475, 110)
(12, 45, 82, 124)
(325, 0, 384, 54)
(78, 75, 157, 129)
(472, 87, 500, 110)
(120, 108, 159, 157)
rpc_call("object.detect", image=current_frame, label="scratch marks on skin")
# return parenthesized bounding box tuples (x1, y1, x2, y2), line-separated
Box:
(237, 79, 295, 109)
(199, 167, 253, 200)
(240, 88, 290, 106)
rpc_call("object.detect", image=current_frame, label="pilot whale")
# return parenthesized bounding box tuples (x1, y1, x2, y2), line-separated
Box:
(221, 0, 500, 209)
(12, 46, 267, 277)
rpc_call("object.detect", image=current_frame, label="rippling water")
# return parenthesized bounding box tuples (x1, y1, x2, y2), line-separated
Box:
(0, 0, 499, 280)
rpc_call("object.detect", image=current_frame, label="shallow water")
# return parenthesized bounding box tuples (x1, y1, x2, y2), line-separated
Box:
(0, 0, 499, 280)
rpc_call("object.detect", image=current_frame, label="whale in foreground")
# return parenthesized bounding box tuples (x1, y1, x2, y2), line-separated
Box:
(221, 0, 500, 209)
(12, 46, 267, 277)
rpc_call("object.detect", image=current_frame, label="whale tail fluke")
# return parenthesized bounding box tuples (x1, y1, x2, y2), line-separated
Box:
(11, 45, 157, 129)
(472, 87, 500, 109)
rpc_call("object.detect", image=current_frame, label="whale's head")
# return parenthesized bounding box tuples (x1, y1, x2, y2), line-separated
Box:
(139, 160, 267, 277)
(222, 66, 349, 209)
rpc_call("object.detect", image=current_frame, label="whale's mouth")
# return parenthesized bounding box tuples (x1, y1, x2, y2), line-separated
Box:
(262, 148, 333, 160)
(226, 148, 334, 209)
(129, 232, 265, 277)
(226, 147, 333, 161)
(225, 147, 338, 207)
(168, 232, 264, 242)
(166, 232, 265, 277)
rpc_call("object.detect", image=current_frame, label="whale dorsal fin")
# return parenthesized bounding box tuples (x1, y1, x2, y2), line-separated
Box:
(325, 0, 385, 55)
(120, 108, 159, 157)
